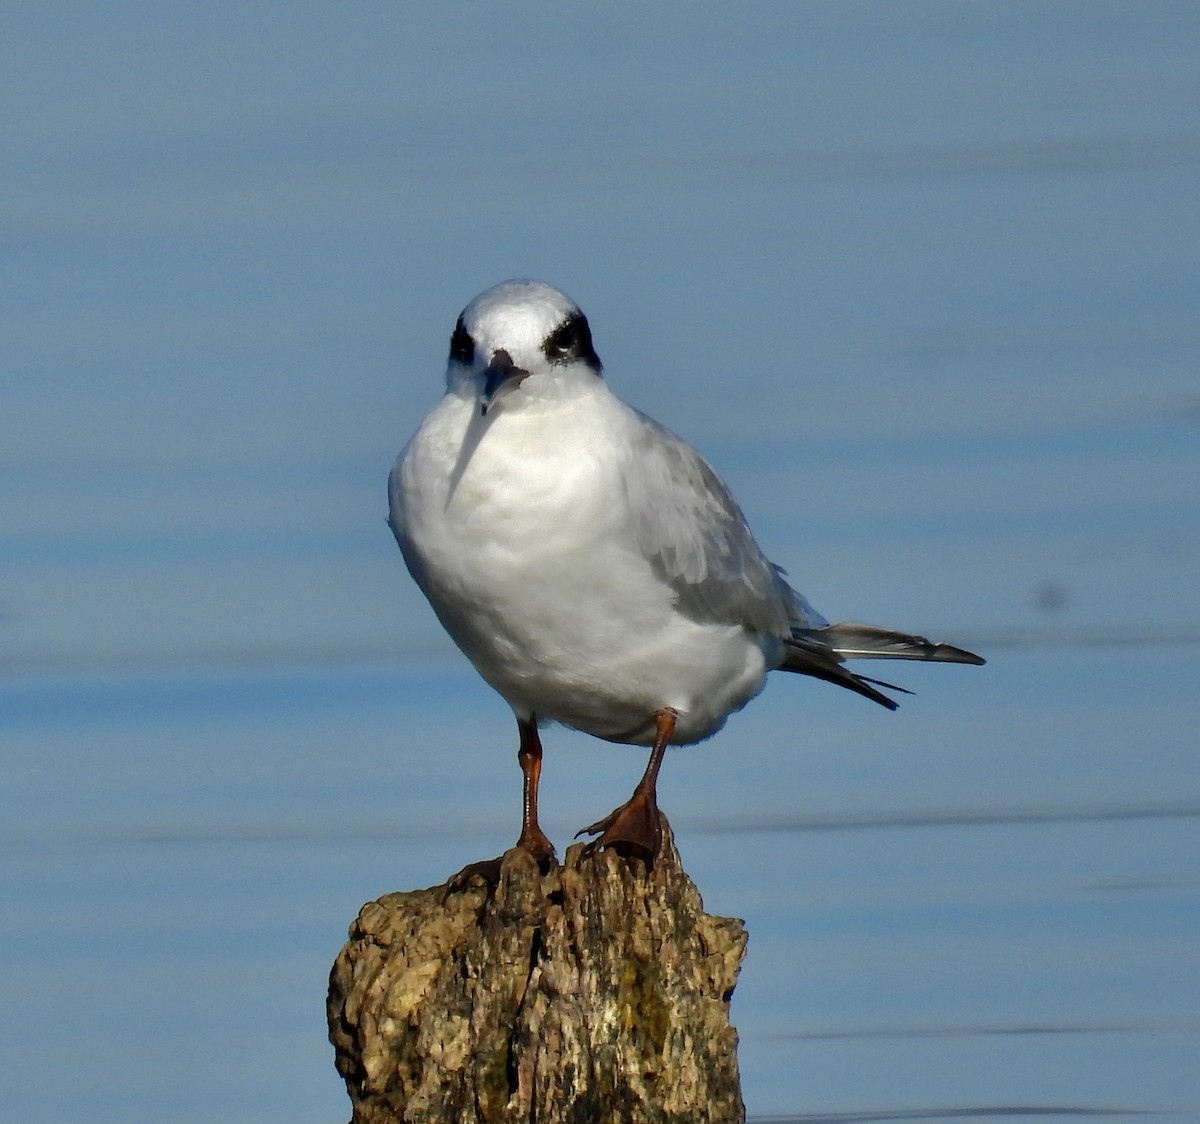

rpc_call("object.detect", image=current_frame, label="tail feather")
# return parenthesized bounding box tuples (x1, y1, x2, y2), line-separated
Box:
(781, 621, 984, 710)
(807, 621, 985, 665)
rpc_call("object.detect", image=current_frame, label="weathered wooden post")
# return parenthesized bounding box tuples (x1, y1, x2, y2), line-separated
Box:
(327, 817, 747, 1123)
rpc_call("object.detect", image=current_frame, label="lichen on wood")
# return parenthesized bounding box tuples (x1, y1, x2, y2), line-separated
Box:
(327, 817, 747, 1123)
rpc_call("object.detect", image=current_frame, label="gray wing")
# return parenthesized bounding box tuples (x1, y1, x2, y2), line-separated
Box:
(619, 411, 823, 636)
(615, 410, 985, 710)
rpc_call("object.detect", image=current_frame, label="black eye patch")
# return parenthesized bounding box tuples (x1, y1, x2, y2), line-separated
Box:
(449, 317, 475, 365)
(541, 312, 602, 371)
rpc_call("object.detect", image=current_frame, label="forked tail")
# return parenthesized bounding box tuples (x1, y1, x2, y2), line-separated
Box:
(782, 621, 985, 710)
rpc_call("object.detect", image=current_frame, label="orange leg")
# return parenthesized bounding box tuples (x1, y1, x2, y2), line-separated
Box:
(514, 716, 556, 867)
(578, 707, 677, 863)
(445, 715, 556, 894)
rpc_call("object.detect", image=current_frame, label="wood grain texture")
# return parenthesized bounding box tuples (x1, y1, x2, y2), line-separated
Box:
(328, 818, 747, 1123)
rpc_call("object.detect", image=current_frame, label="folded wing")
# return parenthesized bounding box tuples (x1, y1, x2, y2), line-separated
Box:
(620, 412, 815, 636)
(618, 408, 985, 710)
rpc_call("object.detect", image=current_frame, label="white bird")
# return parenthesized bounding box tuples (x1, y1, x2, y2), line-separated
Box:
(389, 280, 983, 868)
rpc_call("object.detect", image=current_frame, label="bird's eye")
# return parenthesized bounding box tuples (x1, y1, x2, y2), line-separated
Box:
(542, 312, 600, 368)
(449, 317, 475, 365)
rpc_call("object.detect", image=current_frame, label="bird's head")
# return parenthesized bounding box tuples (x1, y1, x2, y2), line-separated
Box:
(445, 280, 603, 416)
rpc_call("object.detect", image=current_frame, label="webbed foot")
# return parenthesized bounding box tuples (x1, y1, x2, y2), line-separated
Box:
(577, 789, 662, 864)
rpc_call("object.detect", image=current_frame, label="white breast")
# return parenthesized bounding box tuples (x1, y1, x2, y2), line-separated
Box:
(390, 385, 772, 745)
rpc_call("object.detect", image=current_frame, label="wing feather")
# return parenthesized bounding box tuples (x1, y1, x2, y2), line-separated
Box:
(619, 412, 818, 635)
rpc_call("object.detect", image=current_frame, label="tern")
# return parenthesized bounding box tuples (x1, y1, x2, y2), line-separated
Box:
(389, 280, 983, 869)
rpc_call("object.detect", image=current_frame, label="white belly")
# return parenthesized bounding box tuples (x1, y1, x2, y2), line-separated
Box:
(390, 391, 772, 745)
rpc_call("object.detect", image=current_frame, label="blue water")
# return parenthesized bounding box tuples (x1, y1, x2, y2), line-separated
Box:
(3, 3, 1199, 1120)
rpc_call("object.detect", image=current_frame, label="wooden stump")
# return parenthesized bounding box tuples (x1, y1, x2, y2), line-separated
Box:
(327, 817, 747, 1123)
